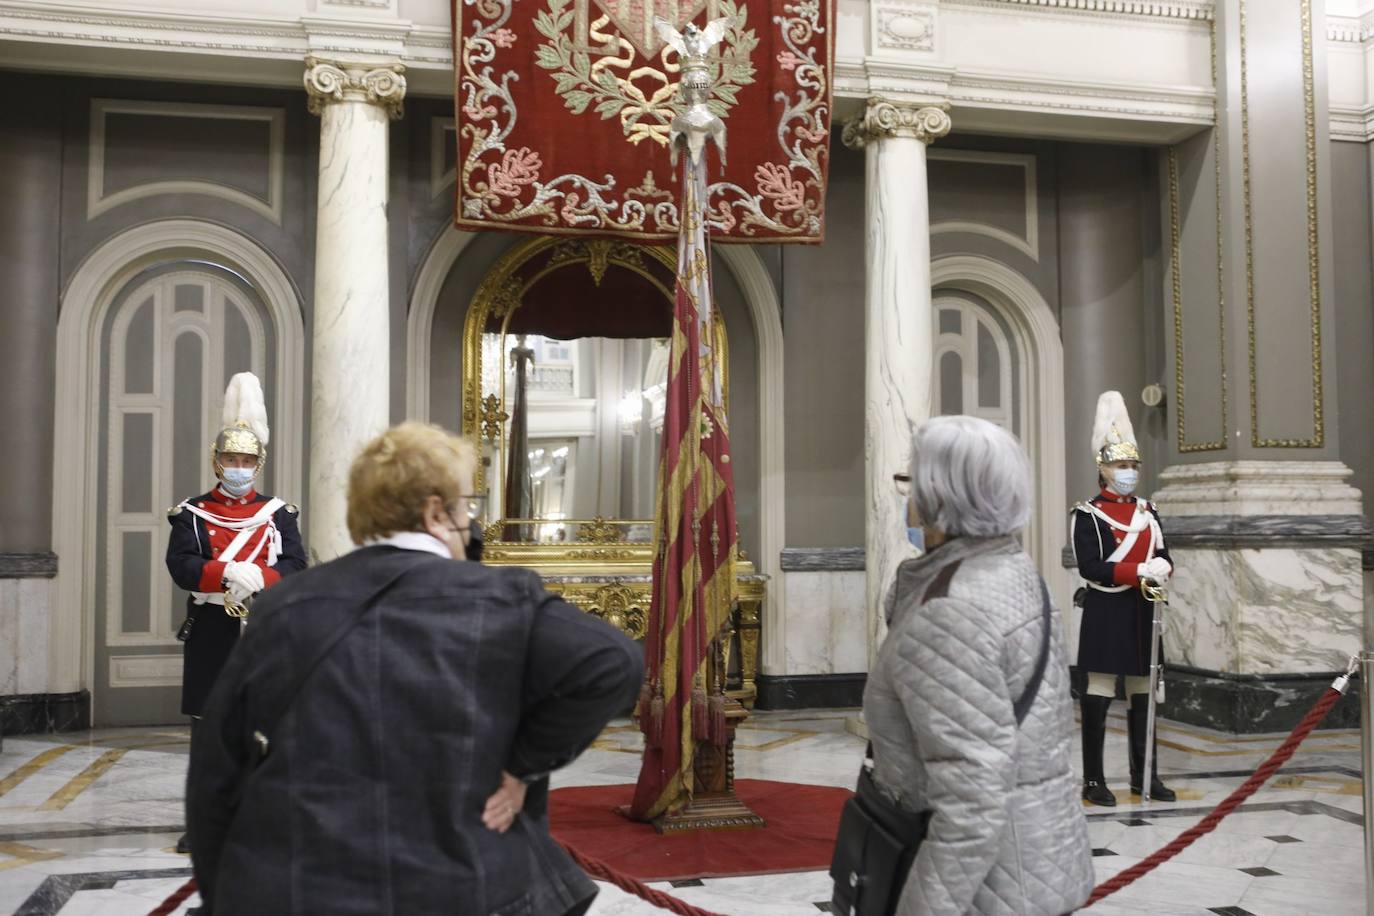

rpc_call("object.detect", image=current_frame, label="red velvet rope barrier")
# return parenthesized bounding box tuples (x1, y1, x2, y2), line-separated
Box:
(558, 840, 728, 916)
(150, 673, 1352, 915)
(1085, 683, 1347, 907)
(148, 848, 725, 916)
(147, 876, 197, 915)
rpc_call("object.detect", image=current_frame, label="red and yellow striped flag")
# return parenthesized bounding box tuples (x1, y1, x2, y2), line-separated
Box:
(628, 150, 739, 822)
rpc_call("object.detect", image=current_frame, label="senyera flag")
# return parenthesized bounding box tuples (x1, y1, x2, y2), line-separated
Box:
(628, 149, 738, 821)
(450, 0, 834, 242)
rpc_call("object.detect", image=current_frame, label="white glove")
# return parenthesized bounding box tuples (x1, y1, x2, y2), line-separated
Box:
(1142, 557, 1172, 583)
(223, 561, 265, 602)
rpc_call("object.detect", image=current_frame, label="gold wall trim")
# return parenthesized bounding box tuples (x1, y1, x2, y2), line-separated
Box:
(1243, 0, 1325, 449)
(1168, 145, 1227, 453)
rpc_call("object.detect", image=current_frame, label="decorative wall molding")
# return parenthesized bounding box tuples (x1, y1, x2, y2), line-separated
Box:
(1329, 104, 1374, 141)
(108, 654, 181, 689)
(1241, 0, 1324, 450)
(927, 149, 1039, 261)
(1154, 460, 1364, 517)
(0, 1, 1222, 135)
(1166, 145, 1228, 453)
(87, 99, 285, 225)
(949, 0, 1213, 21)
(429, 116, 456, 199)
(873, 1, 937, 54)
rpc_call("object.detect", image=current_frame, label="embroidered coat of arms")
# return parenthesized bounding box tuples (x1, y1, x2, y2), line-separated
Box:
(451, 0, 834, 241)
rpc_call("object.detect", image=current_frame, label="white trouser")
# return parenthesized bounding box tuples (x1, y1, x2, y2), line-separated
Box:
(1086, 671, 1150, 698)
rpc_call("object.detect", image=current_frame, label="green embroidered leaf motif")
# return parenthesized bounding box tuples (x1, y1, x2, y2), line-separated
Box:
(535, 46, 563, 71)
(564, 90, 593, 115)
(595, 97, 623, 119)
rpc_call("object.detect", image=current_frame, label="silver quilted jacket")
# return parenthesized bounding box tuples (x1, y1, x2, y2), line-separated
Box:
(864, 535, 1093, 915)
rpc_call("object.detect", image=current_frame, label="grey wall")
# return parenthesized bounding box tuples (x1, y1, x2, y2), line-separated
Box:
(782, 134, 866, 547)
(1331, 141, 1374, 504)
(0, 77, 62, 553)
(1057, 143, 1164, 497)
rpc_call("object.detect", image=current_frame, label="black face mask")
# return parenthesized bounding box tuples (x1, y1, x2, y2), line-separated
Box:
(464, 523, 484, 563)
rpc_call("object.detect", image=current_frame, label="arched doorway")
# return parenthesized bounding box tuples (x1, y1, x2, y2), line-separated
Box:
(931, 256, 1071, 616)
(406, 228, 789, 675)
(54, 220, 304, 726)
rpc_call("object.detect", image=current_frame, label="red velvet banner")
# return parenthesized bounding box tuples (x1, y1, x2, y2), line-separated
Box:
(451, 0, 834, 242)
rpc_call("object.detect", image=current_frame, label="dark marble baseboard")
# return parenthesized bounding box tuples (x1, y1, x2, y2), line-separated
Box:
(779, 547, 865, 572)
(0, 552, 57, 579)
(1159, 665, 1360, 733)
(1, 691, 91, 736)
(754, 673, 865, 710)
(1161, 514, 1371, 550)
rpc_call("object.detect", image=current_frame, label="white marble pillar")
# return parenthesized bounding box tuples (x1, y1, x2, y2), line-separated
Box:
(304, 57, 406, 561)
(843, 99, 952, 662)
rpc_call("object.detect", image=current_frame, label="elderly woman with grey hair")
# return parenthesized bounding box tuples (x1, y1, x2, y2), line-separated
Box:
(863, 415, 1093, 915)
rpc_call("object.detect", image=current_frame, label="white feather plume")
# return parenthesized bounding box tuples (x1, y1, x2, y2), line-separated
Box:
(1091, 390, 1135, 457)
(221, 372, 270, 446)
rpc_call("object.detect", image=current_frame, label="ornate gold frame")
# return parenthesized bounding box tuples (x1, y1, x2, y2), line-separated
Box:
(460, 234, 762, 705)
(461, 235, 727, 561)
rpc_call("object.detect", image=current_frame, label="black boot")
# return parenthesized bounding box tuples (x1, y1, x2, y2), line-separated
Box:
(175, 832, 190, 854)
(1080, 695, 1116, 807)
(1127, 693, 1176, 802)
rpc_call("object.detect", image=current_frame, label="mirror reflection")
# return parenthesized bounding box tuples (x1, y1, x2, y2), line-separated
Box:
(465, 238, 727, 545)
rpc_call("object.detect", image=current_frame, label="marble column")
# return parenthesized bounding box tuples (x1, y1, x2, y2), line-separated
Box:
(304, 57, 406, 561)
(843, 99, 951, 663)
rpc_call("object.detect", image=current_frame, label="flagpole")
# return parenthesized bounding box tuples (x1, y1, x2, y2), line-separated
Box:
(625, 17, 760, 832)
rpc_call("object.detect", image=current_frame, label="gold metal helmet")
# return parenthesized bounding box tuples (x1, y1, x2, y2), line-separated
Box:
(212, 373, 270, 481)
(1091, 391, 1140, 466)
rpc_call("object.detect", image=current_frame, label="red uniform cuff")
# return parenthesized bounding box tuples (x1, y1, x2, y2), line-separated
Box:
(261, 567, 282, 588)
(199, 561, 227, 593)
(1112, 562, 1140, 586)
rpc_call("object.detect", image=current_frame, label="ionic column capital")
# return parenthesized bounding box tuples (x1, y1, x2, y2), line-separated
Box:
(304, 56, 407, 120)
(842, 98, 951, 149)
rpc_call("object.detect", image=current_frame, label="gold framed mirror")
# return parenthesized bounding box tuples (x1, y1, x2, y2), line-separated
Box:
(461, 235, 727, 571)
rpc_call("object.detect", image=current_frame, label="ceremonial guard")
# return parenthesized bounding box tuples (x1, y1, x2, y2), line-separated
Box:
(166, 372, 306, 720)
(1072, 391, 1176, 806)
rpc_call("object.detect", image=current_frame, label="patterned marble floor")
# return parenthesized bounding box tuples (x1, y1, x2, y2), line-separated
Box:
(0, 706, 1364, 915)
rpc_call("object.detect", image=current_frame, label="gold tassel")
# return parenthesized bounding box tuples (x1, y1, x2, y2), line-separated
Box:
(708, 692, 727, 746)
(647, 678, 664, 749)
(691, 685, 709, 738)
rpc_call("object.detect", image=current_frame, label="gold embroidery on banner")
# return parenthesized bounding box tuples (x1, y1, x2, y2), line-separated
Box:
(456, 0, 831, 238)
(535, 0, 757, 148)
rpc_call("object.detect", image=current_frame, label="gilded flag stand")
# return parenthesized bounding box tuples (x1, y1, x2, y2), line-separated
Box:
(626, 18, 763, 834)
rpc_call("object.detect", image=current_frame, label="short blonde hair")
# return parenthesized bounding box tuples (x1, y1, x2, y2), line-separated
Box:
(347, 422, 479, 544)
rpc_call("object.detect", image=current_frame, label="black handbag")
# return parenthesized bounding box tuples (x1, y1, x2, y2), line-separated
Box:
(830, 559, 1053, 916)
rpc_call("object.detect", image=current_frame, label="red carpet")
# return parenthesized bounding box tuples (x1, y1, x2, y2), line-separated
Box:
(548, 779, 850, 881)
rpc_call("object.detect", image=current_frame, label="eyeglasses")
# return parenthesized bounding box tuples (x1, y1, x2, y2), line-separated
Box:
(456, 494, 488, 521)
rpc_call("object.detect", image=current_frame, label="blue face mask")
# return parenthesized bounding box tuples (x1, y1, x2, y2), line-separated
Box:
(220, 467, 256, 496)
(1111, 468, 1140, 496)
(901, 496, 924, 552)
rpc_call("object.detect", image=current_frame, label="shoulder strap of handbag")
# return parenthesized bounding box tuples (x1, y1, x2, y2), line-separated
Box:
(245, 554, 425, 767)
(921, 558, 1052, 727)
